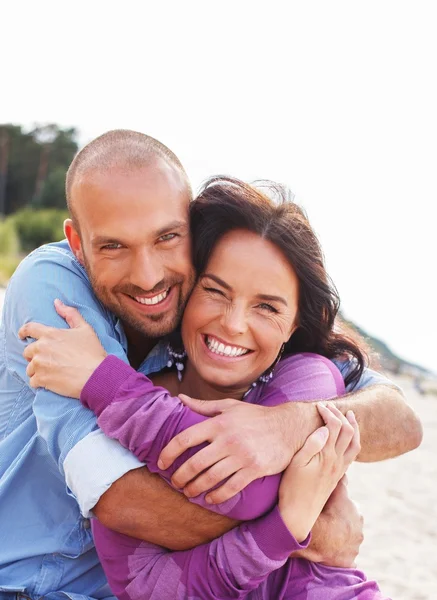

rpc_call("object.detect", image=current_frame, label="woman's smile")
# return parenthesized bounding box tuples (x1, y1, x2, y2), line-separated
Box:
(201, 333, 254, 361)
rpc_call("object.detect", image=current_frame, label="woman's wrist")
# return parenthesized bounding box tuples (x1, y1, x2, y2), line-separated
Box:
(278, 501, 314, 543)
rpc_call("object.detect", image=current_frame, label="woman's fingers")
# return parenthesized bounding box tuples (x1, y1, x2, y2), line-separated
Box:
(54, 299, 87, 329)
(23, 341, 39, 362)
(328, 404, 355, 455)
(316, 403, 342, 450)
(291, 426, 329, 467)
(18, 322, 54, 341)
(344, 411, 361, 463)
(26, 360, 36, 379)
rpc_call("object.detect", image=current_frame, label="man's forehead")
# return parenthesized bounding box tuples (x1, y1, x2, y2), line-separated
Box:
(74, 158, 188, 197)
(73, 160, 190, 225)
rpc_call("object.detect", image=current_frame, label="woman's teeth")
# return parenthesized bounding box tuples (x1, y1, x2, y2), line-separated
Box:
(206, 336, 249, 357)
(134, 289, 169, 305)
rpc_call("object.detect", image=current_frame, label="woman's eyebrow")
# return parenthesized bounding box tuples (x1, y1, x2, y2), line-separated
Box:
(201, 273, 232, 291)
(256, 293, 288, 307)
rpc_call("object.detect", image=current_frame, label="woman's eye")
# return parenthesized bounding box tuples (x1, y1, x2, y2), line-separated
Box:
(203, 286, 226, 297)
(257, 303, 278, 314)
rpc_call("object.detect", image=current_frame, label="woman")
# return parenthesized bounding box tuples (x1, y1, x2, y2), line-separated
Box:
(22, 178, 388, 599)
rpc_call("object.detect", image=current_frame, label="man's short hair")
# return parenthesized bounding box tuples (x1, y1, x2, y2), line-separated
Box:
(66, 129, 191, 225)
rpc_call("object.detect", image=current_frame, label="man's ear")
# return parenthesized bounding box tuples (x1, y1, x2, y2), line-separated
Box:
(64, 219, 84, 264)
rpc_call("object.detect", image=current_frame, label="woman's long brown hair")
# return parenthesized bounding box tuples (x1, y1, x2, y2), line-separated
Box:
(190, 176, 367, 388)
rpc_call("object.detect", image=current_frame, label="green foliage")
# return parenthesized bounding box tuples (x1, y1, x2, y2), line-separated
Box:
(0, 123, 78, 216)
(0, 255, 21, 285)
(0, 218, 20, 255)
(34, 167, 68, 209)
(11, 208, 68, 252)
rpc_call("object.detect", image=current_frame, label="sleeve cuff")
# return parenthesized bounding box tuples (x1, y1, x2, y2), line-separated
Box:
(63, 428, 144, 517)
(81, 354, 137, 415)
(249, 506, 311, 561)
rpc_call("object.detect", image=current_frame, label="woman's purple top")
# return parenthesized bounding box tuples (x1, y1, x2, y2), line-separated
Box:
(81, 352, 388, 600)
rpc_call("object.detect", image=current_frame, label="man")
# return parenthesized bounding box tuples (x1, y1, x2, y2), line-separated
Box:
(0, 130, 422, 599)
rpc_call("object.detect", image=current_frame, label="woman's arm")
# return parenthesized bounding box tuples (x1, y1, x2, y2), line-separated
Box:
(92, 398, 357, 600)
(81, 352, 344, 520)
(92, 506, 308, 600)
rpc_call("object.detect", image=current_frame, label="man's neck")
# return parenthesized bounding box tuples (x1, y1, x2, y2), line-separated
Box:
(123, 323, 158, 370)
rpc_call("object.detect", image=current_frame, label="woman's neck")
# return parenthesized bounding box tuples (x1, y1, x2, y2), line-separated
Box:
(179, 361, 248, 401)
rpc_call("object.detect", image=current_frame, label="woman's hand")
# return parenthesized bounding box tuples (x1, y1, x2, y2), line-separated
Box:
(278, 403, 360, 542)
(18, 299, 107, 398)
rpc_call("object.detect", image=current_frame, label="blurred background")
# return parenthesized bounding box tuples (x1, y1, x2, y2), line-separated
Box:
(1, 1, 436, 597)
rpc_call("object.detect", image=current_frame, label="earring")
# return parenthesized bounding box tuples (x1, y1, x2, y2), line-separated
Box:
(244, 343, 286, 397)
(167, 343, 187, 382)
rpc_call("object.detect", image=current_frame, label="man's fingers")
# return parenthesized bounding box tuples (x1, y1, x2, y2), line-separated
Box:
(178, 394, 234, 416)
(18, 322, 53, 341)
(183, 456, 240, 499)
(291, 426, 329, 467)
(170, 442, 229, 489)
(158, 420, 217, 470)
(54, 299, 87, 329)
(205, 468, 256, 505)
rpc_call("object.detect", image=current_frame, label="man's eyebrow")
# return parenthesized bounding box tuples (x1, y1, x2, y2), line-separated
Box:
(201, 273, 232, 291)
(92, 235, 124, 246)
(156, 220, 188, 237)
(255, 293, 288, 307)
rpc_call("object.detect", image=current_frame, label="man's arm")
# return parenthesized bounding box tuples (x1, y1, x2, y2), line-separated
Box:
(94, 467, 238, 549)
(331, 383, 422, 461)
(159, 373, 422, 504)
(6, 247, 236, 549)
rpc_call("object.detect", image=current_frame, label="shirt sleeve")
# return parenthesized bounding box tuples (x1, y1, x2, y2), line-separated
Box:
(3, 246, 143, 517)
(332, 359, 402, 393)
(80, 352, 345, 521)
(92, 506, 309, 600)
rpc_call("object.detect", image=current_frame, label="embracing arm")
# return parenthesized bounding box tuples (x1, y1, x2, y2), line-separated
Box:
(11, 250, 235, 550)
(93, 507, 308, 600)
(330, 382, 422, 461)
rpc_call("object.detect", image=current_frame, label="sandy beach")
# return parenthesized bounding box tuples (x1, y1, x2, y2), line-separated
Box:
(0, 286, 435, 599)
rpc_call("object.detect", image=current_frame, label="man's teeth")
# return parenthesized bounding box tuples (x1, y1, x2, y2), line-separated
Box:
(206, 336, 249, 357)
(134, 289, 169, 305)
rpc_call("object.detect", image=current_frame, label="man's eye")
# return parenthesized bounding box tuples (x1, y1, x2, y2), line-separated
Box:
(159, 233, 178, 242)
(101, 243, 122, 250)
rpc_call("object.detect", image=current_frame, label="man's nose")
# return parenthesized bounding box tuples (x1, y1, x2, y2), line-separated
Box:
(130, 249, 165, 292)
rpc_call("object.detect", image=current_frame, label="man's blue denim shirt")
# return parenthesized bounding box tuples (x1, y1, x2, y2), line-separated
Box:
(0, 240, 395, 599)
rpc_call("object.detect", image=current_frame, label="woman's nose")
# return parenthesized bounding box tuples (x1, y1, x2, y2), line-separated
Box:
(220, 305, 248, 336)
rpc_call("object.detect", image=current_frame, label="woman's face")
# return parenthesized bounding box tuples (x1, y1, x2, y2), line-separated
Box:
(181, 229, 300, 394)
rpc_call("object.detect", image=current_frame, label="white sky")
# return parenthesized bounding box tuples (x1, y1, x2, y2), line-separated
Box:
(3, 1, 437, 372)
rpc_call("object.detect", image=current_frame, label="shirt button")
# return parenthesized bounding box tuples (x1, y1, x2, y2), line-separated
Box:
(83, 518, 91, 529)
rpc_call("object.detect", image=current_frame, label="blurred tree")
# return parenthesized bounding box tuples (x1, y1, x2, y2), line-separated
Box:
(0, 124, 78, 216)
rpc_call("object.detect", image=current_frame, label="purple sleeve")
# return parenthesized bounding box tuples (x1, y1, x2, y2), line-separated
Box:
(81, 352, 344, 520)
(92, 506, 310, 600)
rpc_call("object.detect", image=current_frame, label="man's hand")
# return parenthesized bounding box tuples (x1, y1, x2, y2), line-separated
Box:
(292, 476, 364, 567)
(158, 394, 322, 504)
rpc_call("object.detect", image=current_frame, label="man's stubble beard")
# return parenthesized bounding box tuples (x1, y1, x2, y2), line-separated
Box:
(82, 253, 195, 340)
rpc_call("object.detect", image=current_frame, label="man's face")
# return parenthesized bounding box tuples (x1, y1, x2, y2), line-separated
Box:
(69, 160, 195, 341)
